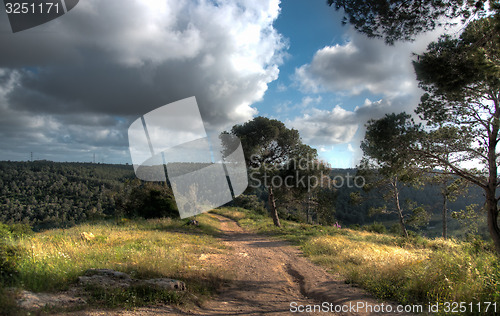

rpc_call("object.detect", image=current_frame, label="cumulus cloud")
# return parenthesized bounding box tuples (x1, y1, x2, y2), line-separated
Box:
(287, 105, 358, 146)
(289, 26, 449, 163)
(287, 96, 411, 149)
(0, 0, 285, 162)
(294, 28, 442, 97)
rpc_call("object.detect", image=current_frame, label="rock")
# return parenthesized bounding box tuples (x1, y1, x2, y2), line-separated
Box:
(186, 219, 200, 226)
(84, 268, 131, 279)
(16, 290, 86, 310)
(78, 268, 132, 288)
(139, 278, 186, 291)
(16, 269, 186, 311)
(78, 269, 186, 291)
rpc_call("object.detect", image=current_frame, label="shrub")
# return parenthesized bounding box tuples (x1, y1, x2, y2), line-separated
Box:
(0, 242, 20, 283)
(349, 224, 361, 230)
(232, 194, 266, 214)
(362, 222, 387, 234)
(0, 222, 32, 284)
(8, 223, 33, 238)
(0, 222, 12, 241)
(122, 181, 179, 219)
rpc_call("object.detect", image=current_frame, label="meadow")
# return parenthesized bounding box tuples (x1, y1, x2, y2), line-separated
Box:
(0, 214, 231, 314)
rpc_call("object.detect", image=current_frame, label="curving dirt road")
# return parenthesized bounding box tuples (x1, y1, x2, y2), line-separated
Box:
(62, 214, 411, 316)
(185, 214, 408, 316)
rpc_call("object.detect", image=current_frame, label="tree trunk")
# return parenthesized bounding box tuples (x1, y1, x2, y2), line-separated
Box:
(392, 179, 408, 238)
(306, 193, 310, 224)
(442, 194, 447, 239)
(487, 100, 500, 254)
(486, 187, 500, 254)
(268, 186, 281, 227)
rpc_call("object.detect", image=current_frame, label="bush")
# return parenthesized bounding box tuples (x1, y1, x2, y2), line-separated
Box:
(122, 181, 179, 219)
(349, 224, 361, 230)
(8, 223, 33, 238)
(232, 194, 266, 214)
(0, 242, 20, 283)
(362, 222, 387, 234)
(389, 223, 403, 235)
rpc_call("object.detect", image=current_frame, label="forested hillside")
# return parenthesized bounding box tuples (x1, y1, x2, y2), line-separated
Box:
(330, 169, 486, 238)
(0, 161, 487, 238)
(0, 161, 135, 230)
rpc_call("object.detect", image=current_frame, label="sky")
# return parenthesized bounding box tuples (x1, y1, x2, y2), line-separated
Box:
(0, 0, 452, 167)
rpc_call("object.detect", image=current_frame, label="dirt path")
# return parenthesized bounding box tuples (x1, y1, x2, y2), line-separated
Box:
(187, 214, 410, 316)
(61, 214, 411, 315)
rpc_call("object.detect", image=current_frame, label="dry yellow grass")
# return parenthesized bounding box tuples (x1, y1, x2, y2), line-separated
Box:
(12, 215, 230, 293)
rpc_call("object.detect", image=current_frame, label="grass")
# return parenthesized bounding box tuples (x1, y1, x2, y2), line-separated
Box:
(214, 207, 500, 315)
(0, 214, 231, 314)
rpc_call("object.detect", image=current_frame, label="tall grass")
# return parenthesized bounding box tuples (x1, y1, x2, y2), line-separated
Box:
(1, 214, 231, 312)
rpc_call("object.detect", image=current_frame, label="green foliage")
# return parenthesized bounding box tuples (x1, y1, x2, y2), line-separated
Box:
(362, 222, 387, 234)
(0, 222, 31, 284)
(0, 241, 20, 283)
(406, 206, 431, 229)
(361, 112, 421, 172)
(232, 194, 266, 214)
(230, 116, 305, 167)
(360, 113, 426, 237)
(121, 180, 178, 219)
(389, 223, 403, 235)
(327, 0, 490, 44)
(7, 223, 34, 239)
(410, 15, 500, 252)
(230, 116, 321, 226)
(451, 204, 484, 236)
(0, 161, 135, 230)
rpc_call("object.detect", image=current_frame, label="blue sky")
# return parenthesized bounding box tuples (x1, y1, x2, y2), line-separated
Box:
(0, 0, 443, 166)
(261, 0, 373, 167)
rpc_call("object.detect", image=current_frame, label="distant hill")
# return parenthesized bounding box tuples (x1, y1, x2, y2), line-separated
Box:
(0, 161, 135, 230)
(0, 161, 488, 238)
(329, 169, 487, 238)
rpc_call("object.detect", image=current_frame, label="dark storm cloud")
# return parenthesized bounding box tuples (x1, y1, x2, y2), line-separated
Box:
(0, 0, 285, 162)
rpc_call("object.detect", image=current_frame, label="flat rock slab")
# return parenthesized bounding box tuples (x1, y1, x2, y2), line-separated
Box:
(15, 269, 186, 312)
(78, 269, 186, 291)
(17, 290, 86, 310)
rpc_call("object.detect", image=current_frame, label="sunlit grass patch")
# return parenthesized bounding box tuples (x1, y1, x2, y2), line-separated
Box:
(2, 213, 231, 312)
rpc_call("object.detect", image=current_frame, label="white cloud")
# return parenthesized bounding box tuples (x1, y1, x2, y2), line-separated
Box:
(294, 28, 443, 97)
(286, 96, 405, 150)
(287, 105, 359, 146)
(0, 0, 286, 162)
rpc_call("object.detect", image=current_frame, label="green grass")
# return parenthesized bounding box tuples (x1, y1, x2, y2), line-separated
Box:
(214, 207, 500, 315)
(0, 214, 231, 314)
